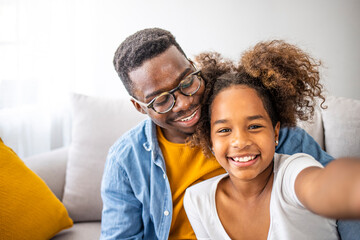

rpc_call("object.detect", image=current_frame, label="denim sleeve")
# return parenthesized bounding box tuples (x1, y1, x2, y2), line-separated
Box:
(100, 148, 143, 240)
(276, 127, 334, 166)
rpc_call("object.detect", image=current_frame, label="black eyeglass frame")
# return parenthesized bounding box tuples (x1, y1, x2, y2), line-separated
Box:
(132, 69, 203, 114)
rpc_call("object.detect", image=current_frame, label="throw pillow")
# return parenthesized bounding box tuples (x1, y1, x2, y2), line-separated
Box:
(62, 93, 147, 221)
(322, 96, 360, 158)
(0, 138, 73, 239)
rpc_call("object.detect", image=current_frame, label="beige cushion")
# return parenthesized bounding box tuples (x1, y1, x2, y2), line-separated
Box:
(62, 93, 147, 221)
(322, 96, 360, 158)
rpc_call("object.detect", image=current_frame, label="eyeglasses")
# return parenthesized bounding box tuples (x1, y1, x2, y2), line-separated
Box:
(133, 70, 203, 114)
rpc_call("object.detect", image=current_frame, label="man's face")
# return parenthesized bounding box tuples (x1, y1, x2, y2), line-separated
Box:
(129, 46, 205, 143)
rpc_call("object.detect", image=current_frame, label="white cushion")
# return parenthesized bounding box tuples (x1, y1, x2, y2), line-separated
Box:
(62, 93, 147, 222)
(296, 105, 325, 149)
(321, 96, 360, 158)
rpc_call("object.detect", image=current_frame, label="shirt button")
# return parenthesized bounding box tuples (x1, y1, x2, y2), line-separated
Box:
(163, 173, 166, 179)
(164, 210, 169, 216)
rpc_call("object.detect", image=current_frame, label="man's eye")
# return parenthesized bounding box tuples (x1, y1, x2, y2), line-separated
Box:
(154, 94, 171, 106)
(181, 77, 193, 89)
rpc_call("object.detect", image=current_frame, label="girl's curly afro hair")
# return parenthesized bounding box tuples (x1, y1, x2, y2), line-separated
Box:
(190, 40, 326, 157)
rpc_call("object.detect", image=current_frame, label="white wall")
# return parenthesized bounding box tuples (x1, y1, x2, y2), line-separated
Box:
(1, 0, 360, 157)
(102, 0, 360, 100)
(70, 0, 360, 100)
(1, 0, 360, 100)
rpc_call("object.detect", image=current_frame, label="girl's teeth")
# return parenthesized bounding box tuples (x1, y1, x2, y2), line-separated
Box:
(232, 156, 256, 162)
(180, 110, 197, 122)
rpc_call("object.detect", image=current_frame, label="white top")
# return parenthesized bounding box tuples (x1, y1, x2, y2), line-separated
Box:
(184, 153, 339, 240)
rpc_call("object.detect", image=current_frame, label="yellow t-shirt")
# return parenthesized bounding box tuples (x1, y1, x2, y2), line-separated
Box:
(157, 127, 226, 239)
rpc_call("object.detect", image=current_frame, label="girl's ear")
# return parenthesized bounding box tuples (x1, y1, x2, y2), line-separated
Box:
(274, 122, 281, 145)
(130, 99, 147, 114)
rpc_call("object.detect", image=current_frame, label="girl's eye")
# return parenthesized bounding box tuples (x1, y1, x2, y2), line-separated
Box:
(249, 125, 262, 130)
(218, 128, 231, 133)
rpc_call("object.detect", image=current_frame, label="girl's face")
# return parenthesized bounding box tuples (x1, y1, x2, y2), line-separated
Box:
(210, 85, 280, 181)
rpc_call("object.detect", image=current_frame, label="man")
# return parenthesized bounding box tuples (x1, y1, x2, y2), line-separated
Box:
(100, 28, 358, 239)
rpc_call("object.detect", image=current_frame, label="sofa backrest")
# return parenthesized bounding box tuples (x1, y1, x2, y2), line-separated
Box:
(320, 96, 360, 158)
(61, 93, 360, 222)
(297, 96, 360, 159)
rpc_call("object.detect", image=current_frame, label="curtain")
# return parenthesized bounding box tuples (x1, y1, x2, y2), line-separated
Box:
(0, 0, 129, 158)
(0, 0, 75, 158)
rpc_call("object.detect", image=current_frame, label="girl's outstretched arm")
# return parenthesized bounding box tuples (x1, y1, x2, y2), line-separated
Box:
(295, 157, 360, 219)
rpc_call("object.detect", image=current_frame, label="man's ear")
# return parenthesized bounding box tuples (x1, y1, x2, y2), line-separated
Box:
(130, 99, 147, 114)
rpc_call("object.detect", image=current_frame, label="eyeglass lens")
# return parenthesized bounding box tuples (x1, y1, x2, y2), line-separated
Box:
(152, 73, 201, 113)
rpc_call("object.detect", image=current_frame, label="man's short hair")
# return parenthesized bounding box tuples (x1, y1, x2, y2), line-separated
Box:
(113, 28, 187, 96)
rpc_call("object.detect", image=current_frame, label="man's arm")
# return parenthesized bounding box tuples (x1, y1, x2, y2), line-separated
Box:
(100, 152, 144, 240)
(276, 127, 333, 166)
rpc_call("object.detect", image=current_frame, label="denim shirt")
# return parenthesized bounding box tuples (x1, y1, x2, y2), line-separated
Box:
(100, 118, 334, 240)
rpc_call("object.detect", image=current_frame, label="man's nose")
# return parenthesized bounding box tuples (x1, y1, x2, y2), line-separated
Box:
(171, 91, 193, 112)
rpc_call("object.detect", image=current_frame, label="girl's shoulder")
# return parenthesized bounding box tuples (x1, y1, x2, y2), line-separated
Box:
(274, 153, 322, 174)
(185, 173, 228, 202)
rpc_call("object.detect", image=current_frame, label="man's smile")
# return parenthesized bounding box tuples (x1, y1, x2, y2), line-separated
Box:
(174, 106, 201, 127)
(179, 109, 198, 122)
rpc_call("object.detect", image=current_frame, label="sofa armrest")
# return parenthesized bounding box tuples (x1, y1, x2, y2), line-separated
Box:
(23, 147, 69, 200)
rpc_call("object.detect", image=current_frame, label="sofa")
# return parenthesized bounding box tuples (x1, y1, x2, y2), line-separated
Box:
(23, 93, 360, 239)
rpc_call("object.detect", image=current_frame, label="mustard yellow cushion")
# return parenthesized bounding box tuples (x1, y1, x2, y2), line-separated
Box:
(0, 138, 73, 239)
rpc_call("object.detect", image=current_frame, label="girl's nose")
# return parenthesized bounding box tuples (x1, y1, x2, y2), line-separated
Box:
(230, 130, 252, 149)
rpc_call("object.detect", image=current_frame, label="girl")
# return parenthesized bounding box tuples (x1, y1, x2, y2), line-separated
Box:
(184, 40, 360, 239)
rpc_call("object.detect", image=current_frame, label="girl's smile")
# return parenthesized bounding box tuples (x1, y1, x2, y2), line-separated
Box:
(227, 154, 259, 167)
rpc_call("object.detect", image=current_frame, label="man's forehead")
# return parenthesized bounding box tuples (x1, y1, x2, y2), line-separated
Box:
(128, 46, 191, 98)
(130, 46, 188, 76)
